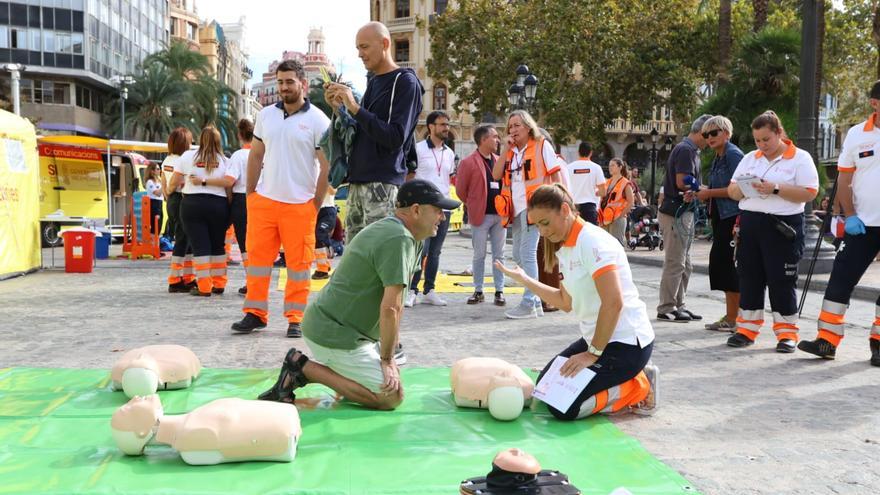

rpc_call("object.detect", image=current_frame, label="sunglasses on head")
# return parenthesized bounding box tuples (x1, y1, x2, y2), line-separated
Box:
(702, 129, 722, 139)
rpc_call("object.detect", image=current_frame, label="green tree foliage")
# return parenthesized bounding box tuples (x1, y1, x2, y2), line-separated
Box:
(701, 27, 801, 150)
(104, 41, 240, 149)
(824, 0, 879, 127)
(427, 0, 705, 144)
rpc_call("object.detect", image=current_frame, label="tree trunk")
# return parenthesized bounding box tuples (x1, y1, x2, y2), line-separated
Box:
(753, 0, 769, 32)
(815, 0, 825, 158)
(874, 2, 880, 78)
(719, 0, 732, 83)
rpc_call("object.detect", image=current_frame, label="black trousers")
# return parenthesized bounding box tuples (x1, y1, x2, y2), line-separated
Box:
(537, 339, 653, 421)
(315, 206, 338, 249)
(181, 194, 229, 258)
(824, 227, 880, 307)
(737, 211, 804, 319)
(165, 192, 182, 239)
(709, 211, 739, 292)
(149, 198, 164, 235)
(227, 193, 248, 255)
(577, 202, 599, 225)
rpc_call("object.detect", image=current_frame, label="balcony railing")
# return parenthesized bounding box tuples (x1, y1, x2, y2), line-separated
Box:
(396, 61, 417, 69)
(387, 16, 416, 32)
(604, 118, 678, 136)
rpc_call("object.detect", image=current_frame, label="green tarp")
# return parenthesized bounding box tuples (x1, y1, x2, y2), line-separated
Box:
(0, 367, 697, 494)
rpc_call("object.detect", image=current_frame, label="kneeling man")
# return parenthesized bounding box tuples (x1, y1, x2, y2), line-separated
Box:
(259, 180, 460, 410)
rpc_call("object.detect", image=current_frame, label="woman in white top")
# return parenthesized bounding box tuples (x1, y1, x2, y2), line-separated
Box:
(164, 127, 195, 292)
(171, 126, 236, 297)
(144, 162, 164, 235)
(226, 118, 254, 295)
(726, 111, 819, 352)
(496, 184, 657, 420)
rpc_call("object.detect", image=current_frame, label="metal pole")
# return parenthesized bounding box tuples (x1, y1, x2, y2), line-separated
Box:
(10, 67, 21, 116)
(650, 144, 657, 206)
(120, 89, 126, 140)
(797, 0, 818, 161)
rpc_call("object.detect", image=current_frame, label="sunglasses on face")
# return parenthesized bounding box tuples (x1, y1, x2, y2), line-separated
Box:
(702, 129, 722, 139)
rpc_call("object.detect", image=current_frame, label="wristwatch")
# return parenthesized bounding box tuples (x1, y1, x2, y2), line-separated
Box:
(201, 178, 207, 187)
(772, 184, 780, 195)
(588, 344, 604, 357)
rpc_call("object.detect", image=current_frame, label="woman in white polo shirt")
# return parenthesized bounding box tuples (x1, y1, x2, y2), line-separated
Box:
(726, 111, 819, 352)
(171, 126, 236, 297)
(495, 184, 657, 420)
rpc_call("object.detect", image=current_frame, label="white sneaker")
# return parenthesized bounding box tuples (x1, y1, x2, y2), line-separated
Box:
(404, 290, 419, 308)
(505, 303, 538, 319)
(421, 290, 447, 306)
(631, 363, 659, 416)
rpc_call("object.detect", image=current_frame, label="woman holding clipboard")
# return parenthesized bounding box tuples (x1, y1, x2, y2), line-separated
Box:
(495, 184, 657, 420)
(726, 111, 819, 352)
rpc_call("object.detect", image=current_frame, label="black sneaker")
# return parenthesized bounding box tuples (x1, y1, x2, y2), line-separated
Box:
(168, 282, 189, 293)
(190, 287, 211, 297)
(238, 286, 247, 295)
(311, 271, 329, 280)
(680, 309, 702, 321)
(727, 333, 755, 348)
(657, 310, 691, 323)
(871, 339, 880, 367)
(494, 292, 506, 306)
(797, 338, 837, 359)
(467, 291, 484, 305)
(286, 322, 303, 338)
(775, 338, 797, 353)
(185, 280, 197, 290)
(231, 313, 266, 333)
(211, 287, 225, 295)
(394, 343, 407, 366)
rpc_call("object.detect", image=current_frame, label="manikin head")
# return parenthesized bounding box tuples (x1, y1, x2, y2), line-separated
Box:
(121, 356, 160, 398)
(493, 448, 541, 474)
(111, 395, 164, 455)
(487, 374, 526, 421)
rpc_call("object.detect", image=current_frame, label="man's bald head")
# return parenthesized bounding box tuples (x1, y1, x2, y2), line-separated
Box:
(355, 21, 396, 74)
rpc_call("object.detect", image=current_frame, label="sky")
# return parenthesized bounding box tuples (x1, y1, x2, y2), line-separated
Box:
(197, 0, 371, 92)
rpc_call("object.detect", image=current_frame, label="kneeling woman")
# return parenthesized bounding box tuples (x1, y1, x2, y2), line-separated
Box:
(496, 184, 657, 420)
(172, 126, 236, 296)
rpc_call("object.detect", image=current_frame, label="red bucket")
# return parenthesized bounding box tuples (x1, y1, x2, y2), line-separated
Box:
(61, 230, 96, 273)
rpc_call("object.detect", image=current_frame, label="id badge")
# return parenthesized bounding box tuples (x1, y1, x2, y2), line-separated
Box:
(489, 181, 500, 190)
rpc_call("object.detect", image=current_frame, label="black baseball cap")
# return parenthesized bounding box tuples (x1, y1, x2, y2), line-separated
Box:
(871, 80, 880, 100)
(396, 179, 461, 210)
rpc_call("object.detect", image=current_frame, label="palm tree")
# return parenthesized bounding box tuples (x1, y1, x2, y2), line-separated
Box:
(103, 62, 190, 142)
(144, 40, 210, 80)
(719, 0, 732, 83)
(874, 1, 880, 78)
(753, 0, 768, 32)
(186, 75, 240, 150)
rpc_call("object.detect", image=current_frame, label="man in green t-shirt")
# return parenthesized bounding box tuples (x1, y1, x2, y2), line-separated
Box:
(258, 179, 460, 410)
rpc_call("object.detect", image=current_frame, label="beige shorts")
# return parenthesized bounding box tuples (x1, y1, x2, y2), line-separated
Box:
(304, 337, 385, 393)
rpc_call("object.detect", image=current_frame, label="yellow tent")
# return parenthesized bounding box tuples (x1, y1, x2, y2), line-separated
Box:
(0, 111, 40, 279)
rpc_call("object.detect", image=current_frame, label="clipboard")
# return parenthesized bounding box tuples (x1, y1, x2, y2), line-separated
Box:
(734, 174, 764, 198)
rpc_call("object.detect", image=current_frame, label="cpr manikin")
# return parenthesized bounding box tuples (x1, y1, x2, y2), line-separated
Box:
(460, 448, 581, 494)
(110, 345, 201, 398)
(450, 357, 534, 420)
(111, 394, 301, 465)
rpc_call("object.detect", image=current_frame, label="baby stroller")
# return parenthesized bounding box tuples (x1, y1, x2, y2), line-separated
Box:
(628, 205, 663, 251)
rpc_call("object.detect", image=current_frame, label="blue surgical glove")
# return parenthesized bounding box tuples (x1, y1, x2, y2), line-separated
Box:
(844, 215, 866, 235)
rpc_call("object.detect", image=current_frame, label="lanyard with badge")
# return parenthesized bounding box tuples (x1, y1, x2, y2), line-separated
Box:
(432, 147, 445, 177)
(485, 155, 500, 191)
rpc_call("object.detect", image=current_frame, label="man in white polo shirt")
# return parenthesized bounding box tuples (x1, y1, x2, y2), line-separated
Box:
(799, 80, 880, 366)
(231, 59, 331, 338)
(565, 141, 606, 225)
(405, 111, 456, 307)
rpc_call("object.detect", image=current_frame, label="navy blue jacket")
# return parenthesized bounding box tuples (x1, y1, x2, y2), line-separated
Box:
(349, 68, 424, 186)
(708, 141, 744, 220)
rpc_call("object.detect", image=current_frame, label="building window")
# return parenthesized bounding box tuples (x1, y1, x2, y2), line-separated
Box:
(394, 39, 409, 63)
(19, 79, 33, 103)
(395, 0, 410, 18)
(434, 0, 448, 14)
(433, 84, 447, 110)
(0, 27, 7, 49)
(11, 28, 27, 49)
(374, 0, 381, 21)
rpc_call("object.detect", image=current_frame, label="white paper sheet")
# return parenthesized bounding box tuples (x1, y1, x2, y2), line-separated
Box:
(734, 174, 764, 198)
(532, 356, 596, 412)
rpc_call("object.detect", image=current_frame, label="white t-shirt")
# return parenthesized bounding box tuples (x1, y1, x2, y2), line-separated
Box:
(174, 149, 233, 198)
(510, 140, 559, 216)
(227, 147, 250, 194)
(146, 179, 163, 200)
(565, 159, 605, 205)
(253, 100, 331, 204)
(556, 219, 654, 348)
(838, 115, 880, 226)
(161, 154, 179, 193)
(731, 140, 819, 216)
(414, 139, 456, 198)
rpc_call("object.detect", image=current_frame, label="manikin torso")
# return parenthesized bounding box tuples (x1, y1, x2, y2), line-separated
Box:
(450, 357, 534, 420)
(111, 395, 302, 465)
(110, 345, 202, 397)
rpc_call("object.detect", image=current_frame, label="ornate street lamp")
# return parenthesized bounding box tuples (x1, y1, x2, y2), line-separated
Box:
(507, 64, 538, 112)
(649, 128, 660, 206)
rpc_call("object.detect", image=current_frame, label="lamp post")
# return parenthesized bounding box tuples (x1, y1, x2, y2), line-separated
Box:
(507, 64, 538, 112)
(111, 75, 135, 139)
(636, 128, 666, 206)
(3, 63, 26, 116)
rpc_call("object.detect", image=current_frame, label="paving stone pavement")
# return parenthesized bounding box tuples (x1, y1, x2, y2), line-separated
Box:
(2, 236, 879, 494)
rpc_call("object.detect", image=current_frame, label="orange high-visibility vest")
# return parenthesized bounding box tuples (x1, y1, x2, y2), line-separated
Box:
(494, 138, 552, 227)
(599, 177, 630, 225)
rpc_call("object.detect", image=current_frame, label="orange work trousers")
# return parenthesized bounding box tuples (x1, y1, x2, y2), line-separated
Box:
(243, 193, 316, 324)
